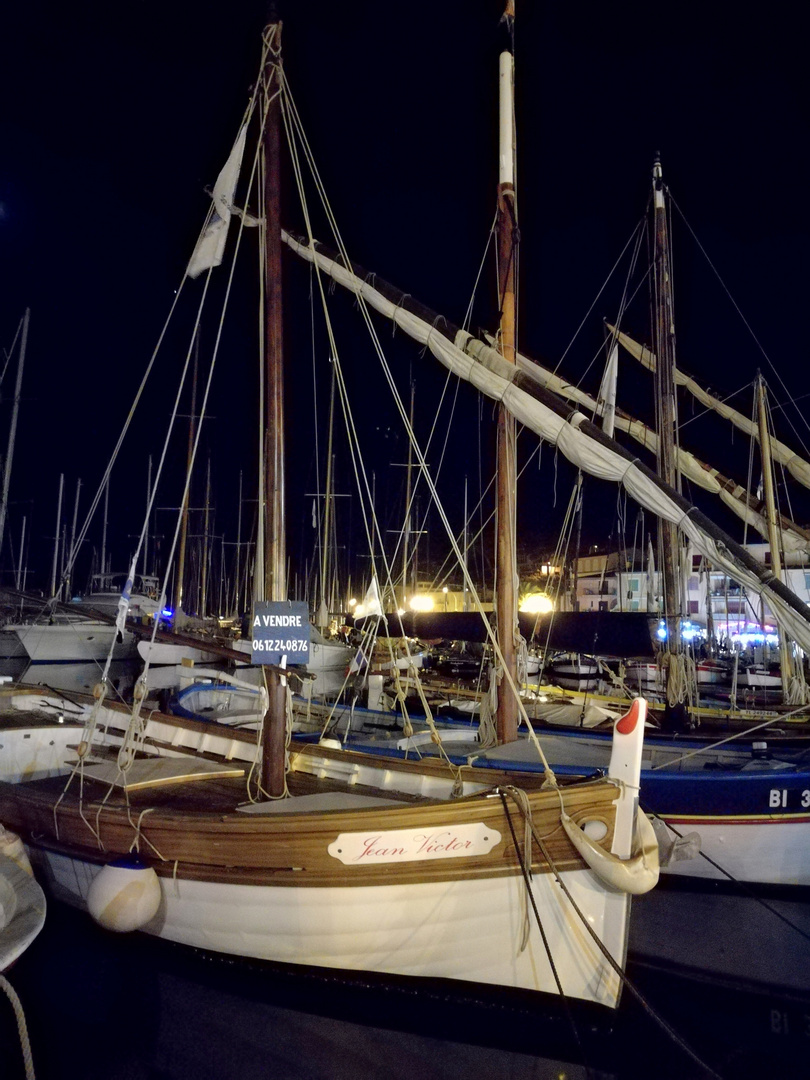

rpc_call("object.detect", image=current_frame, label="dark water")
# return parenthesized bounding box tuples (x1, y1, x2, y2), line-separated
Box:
(3, 893, 810, 1080)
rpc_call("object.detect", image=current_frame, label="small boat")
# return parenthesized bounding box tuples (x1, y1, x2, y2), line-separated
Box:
(625, 661, 661, 691)
(736, 664, 783, 690)
(0, 682, 655, 1009)
(546, 654, 600, 691)
(72, 572, 162, 622)
(169, 669, 266, 727)
(695, 658, 731, 686)
(8, 615, 138, 664)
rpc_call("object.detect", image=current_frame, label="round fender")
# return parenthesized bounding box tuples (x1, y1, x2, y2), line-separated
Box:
(87, 856, 162, 932)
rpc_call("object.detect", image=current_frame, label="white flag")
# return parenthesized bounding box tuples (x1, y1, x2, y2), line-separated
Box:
(360, 577, 384, 618)
(187, 125, 247, 279)
(597, 343, 618, 439)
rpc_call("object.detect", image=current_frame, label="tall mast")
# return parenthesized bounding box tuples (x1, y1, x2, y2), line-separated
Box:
(0, 308, 28, 567)
(316, 364, 336, 627)
(176, 332, 199, 617)
(652, 157, 689, 729)
(261, 13, 287, 797)
(401, 382, 415, 609)
(235, 469, 243, 616)
(756, 374, 795, 697)
(201, 457, 211, 617)
(16, 515, 26, 592)
(101, 479, 108, 577)
(50, 473, 64, 599)
(495, 0, 518, 743)
(66, 478, 81, 599)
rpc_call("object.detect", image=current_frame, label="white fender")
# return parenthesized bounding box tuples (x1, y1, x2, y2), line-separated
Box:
(0, 824, 33, 876)
(87, 856, 162, 932)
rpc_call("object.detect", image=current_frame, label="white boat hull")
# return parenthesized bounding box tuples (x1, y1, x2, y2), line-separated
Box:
(40, 849, 629, 1005)
(309, 639, 353, 672)
(695, 663, 730, 686)
(137, 640, 222, 665)
(11, 622, 137, 663)
(737, 667, 782, 689)
(654, 818, 810, 886)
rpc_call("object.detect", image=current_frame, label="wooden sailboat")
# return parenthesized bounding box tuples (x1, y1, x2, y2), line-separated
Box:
(0, 12, 656, 1010)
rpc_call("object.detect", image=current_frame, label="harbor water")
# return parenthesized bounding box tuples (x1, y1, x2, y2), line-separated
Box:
(3, 890, 810, 1080)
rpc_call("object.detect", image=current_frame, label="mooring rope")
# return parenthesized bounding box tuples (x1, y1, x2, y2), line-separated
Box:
(500, 786, 723, 1079)
(0, 975, 36, 1080)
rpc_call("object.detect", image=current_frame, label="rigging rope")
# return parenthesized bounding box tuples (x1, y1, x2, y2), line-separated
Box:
(0, 975, 36, 1080)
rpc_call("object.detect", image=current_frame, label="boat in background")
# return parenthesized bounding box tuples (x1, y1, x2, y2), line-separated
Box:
(546, 654, 600, 691)
(71, 572, 162, 622)
(7, 615, 138, 663)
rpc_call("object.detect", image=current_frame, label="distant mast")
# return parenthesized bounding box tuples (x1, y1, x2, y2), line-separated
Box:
(261, 13, 287, 797)
(0, 308, 28, 568)
(495, 0, 519, 744)
(652, 157, 689, 729)
(756, 374, 796, 699)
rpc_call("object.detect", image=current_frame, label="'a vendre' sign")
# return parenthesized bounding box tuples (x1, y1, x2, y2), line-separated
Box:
(251, 601, 310, 665)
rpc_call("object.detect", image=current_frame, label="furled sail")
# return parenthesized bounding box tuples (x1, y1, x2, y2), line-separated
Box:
(282, 232, 810, 653)
(477, 340, 810, 554)
(610, 325, 810, 490)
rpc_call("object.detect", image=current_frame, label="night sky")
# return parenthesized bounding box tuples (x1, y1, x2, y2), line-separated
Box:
(0, 1, 807, 602)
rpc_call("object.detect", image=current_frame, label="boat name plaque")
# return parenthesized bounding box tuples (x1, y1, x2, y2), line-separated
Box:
(328, 823, 501, 865)
(251, 601, 310, 665)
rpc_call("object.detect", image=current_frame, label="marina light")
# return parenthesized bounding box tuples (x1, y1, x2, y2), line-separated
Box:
(519, 593, 554, 615)
(348, 598, 357, 608)
(354, 604, 366, 617)
(410, 595, 434, 613)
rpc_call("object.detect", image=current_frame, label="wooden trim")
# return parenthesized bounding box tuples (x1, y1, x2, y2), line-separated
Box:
(0, 777, 618, 888)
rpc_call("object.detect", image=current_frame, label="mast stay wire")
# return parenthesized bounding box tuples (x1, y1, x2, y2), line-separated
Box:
(281, 70, 559, 781)
(670, 193, 810, 459)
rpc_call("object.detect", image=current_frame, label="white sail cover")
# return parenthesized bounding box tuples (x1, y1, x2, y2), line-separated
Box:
(611, 326, 810, 491)
(486, 337, 810, 555)
(283, 231, 810, 653)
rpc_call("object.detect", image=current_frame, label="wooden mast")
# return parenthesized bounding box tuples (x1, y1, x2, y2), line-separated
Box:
(495, 0, 518, 744)
(261, 12, 287, 797)
(652, 157, 689, 729)
(756, 373, 795, 697)
(401, 382, 415, 610)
